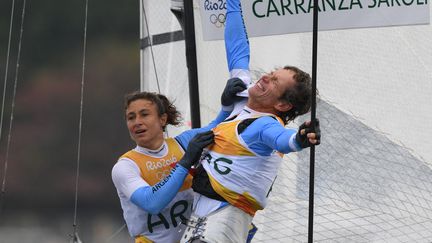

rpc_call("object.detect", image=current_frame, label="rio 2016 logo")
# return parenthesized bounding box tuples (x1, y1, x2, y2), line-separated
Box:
(204, 0, 226, 11)
(204, 0, 226, 28)
(209, 13, 226, 28)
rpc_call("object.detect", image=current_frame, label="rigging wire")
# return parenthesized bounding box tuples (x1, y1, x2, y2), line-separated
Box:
(0, 0, 26, 216)
(0, 0, 15, 145)
(104, 223, 126, 243)
(0, 0, 17, 214)
(141, 0, 161, 94)
(71, 0, 88, 242)
(141, 0, 173, 139)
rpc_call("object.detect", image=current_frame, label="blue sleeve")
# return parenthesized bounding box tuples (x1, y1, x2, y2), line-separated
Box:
(225, 0, 250, 71)
(130, 164, 189, 214)
(241, 117, 302, 155)
(175, 109, 231, 149)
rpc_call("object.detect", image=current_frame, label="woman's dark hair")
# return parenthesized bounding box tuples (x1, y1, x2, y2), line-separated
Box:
(124, 91, 182, 130)
(278, 66, 312, 124)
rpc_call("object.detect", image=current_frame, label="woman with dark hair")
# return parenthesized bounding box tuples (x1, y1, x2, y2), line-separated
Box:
(112, 85, 244, 243)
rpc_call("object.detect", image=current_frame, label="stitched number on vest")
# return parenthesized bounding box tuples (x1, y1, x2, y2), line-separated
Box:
(147, 200, 190, 233)
(214, 157, 232, 175)
(171, 200, 189, 227)
(203, 153, 233, 175)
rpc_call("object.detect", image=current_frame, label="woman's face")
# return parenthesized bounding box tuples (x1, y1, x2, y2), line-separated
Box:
(125, 99, 167, 149)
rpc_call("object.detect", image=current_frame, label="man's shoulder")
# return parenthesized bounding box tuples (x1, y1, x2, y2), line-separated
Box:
(254, 115, 282, 126)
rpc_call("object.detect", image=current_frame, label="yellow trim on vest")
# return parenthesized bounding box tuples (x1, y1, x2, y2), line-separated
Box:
(120, 138, 192, 191)
(207, 173, 262, 216)
(135, 235, 153, 243)
(211, 121, 254, 156)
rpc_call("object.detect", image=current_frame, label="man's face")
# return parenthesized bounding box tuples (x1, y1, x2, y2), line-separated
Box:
(248, 68, 296, 113)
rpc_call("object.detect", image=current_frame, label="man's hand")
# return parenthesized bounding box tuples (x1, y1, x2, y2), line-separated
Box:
(295, 119, 321, 148)
(221, 77, 247, 106)
(178, 131, 215, 169)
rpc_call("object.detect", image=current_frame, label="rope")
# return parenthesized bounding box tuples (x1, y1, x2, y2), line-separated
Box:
(71, 0, 88, 241)
(0, 0, 15, 144)
(141, 0, 161, 94)
(141, 0, 171, 138)
(104, 223, 126, 242)
(0, 0, 17, 214)
(0, 0, 26, 216)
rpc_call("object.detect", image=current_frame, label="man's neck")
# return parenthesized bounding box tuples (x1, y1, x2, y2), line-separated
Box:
(246, 102, 277, 115)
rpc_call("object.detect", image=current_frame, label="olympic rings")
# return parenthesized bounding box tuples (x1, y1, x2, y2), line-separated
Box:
(209, 13, 226, 28)
(156, 170, 171, 180)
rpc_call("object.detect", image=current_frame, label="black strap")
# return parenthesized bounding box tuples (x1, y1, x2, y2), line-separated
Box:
(192, 166, 227, 202)
(237, 118, 258, 134)
(140, 30, 184, 49)
(237, 116, 277, 134)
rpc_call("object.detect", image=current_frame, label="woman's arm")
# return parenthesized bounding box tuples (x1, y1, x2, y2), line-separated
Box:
(112, 159, 189, 214)
(112, 132, 214, 214)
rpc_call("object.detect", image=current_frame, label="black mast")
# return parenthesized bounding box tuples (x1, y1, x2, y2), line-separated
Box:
(308, 0, 319, 242)
(178, 0, 201, 128)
